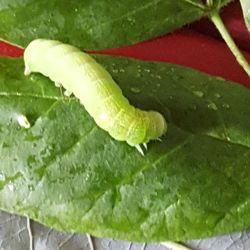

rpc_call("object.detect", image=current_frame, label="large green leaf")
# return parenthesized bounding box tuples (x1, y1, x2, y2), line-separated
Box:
(0, 0, 231, 50)
(240, 0, 250, 30)
(0, 55, 250, 242)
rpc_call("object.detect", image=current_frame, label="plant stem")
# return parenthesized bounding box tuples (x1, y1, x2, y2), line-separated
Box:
(161, 241, 192, 250)
(86, 234, 95, 250)
(27, 217, 33, 250)
(210, 12, 250, 77)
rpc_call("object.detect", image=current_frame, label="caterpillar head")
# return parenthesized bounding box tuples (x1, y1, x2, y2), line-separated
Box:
(146, 111, 167, 142)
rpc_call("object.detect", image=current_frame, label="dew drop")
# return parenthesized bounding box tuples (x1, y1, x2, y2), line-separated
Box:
(208, 103, 218, 110)
(85, 172, 91, 182)
(28, 185, 35, 191)
(130, 87, 141, 94)
(222, 103, 230, 109)
(214, 93, 222, 98)
(127, 17, 135, 25)
(193, 90, 204, 98)
(189, 104, 197, 111)
(74, 8, 79, 12)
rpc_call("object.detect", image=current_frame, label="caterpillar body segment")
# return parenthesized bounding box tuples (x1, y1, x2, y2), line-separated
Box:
(24, 39, 167, 154)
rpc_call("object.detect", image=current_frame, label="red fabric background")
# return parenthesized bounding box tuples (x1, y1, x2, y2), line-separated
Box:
(1, 2, 250, 88)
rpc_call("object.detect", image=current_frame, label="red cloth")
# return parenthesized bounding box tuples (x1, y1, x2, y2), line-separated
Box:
(1, 2, 250, 88)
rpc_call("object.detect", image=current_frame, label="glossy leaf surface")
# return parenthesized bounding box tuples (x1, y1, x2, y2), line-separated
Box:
(240, 0, 250, 30)
(0, 0, 229, 49)
(0, 56, 250, 241)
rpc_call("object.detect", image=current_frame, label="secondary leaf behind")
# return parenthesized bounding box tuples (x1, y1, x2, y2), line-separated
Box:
(240, 0, 250, 30)
(1, 0, 209, 49)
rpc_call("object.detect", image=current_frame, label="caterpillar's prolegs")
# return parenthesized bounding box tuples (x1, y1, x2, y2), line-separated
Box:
(64, 90, 73, 96)
(135, 143, 147, 156)
(55, 82, 62, 87)
(24, 66, 31, 76)
(135, 144, 145, 156)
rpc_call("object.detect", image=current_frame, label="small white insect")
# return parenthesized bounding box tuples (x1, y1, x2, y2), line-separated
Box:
(17, 115, 31, 129)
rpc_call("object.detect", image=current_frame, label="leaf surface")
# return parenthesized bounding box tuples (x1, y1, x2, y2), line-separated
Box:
(0, 55, 250, 242)
(240, 0, 250, 30)
(0, 0, 230, 49)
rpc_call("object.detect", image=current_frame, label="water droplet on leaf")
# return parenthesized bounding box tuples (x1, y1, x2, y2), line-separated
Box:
(190, 104, 197, 111)
(127, 16, 135, 25)
(222, 103, 230, 109)
(193, 90, 204, 98)
(214, 93, 221, 98)
(208, 103, 218, 110)
(28, 185, 35, 191)
(130, 87, 141, 94)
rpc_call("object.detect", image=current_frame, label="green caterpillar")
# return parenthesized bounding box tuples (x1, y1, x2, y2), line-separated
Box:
(24, 39, 167, 154)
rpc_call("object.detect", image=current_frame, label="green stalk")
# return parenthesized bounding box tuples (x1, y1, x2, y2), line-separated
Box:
(210, 11, 250, 77)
